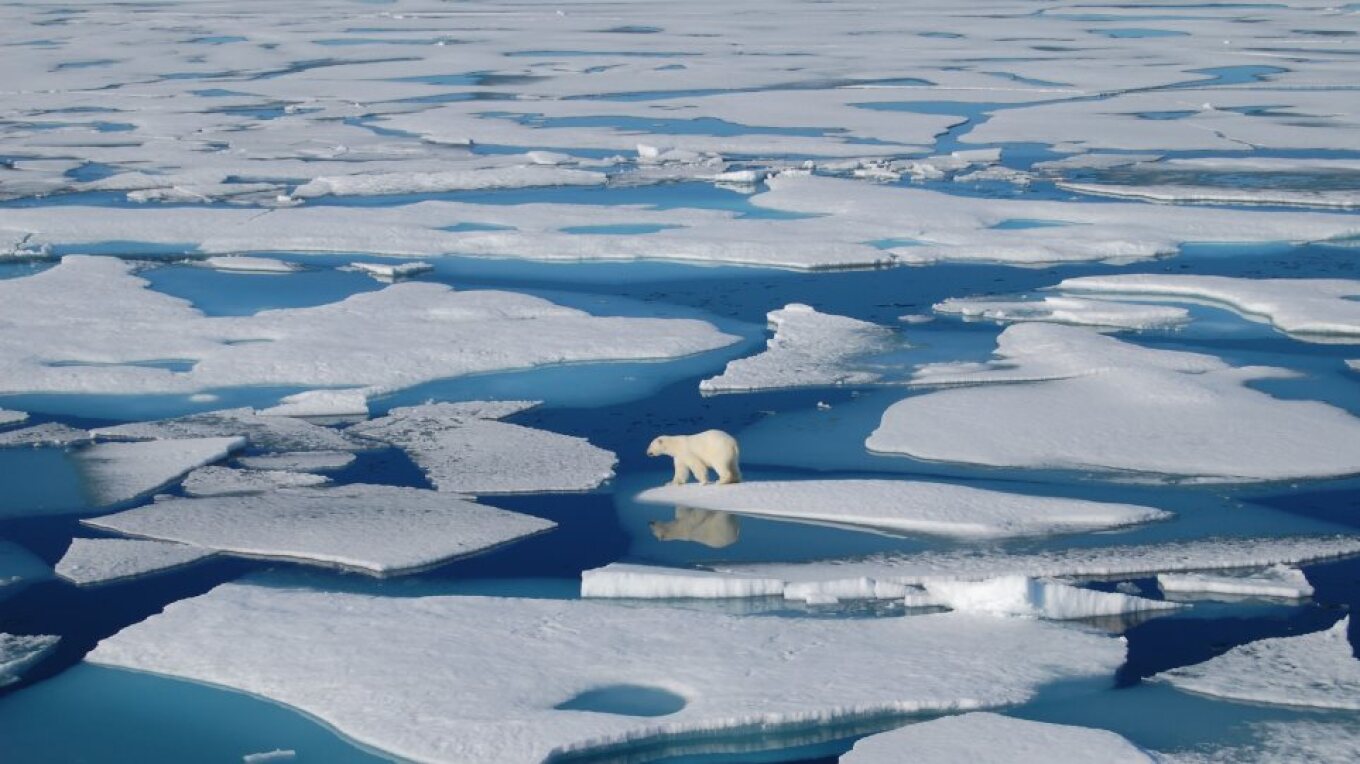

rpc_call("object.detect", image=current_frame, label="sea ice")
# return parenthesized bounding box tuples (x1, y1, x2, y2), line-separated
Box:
(919, 576, 1179, 620)
(242, 751, 297, 764)
(291, 167, 606, 199)
(1, 633, 60, 687)
(1156, 617, 1360, 710)
(74, 437, 244, 507)
(1057, 182, 1360, 210)
(55, 538, 216, 587)
(1157, 565, 1313, 601)
(201, 256, 300, 273)
(89, 584, 1125, 762)
(234, 451, 355, 473)
(349, 261, 434, 281)
(348, 402, 616, 494)
(1159, 720, 1360, 763)
(868, 324, 1360, 481)
(84, 485, 555, 575)
(0, 409, 28, 426)
(699, 304, 896, 393)
(181, 467, 329, 497)
(933, 296, 1189, 331)
(1058, 274, 1360, 342)
(0, 423, 92, 448)
(843, 713, 1154, 763)
(637, 480, 1170, 540)
(95, 408, 361, 452)
(582, 563, 785, 600)
(256, 390, 369, 418)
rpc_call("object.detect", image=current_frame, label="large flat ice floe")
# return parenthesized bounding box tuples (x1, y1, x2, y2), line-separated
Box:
(1158, 565, 1313, 601)
(1156, 617, 1359, 710)
(89, 584, 1126, 763)
(868, 324, 1360, 481)
(84, 485, 555, 575)
(56, 538, 216, 587)
(74, 437, 244, 506)
(0, 423, 92, 448)
(95, 408, 360, 453)
(933, 296, 1189, 331)
(348, 402, 616, 494)
(181, 466, 329, 497)
(843, 713, 1154, 763)
(712, 536, 1360, 602)
(1057, 182, 1360, 211)
(1, 633, 60, 687)
(637, 480, 1170, 540)
(0, 257, 737, 397)
(699, 304, 896, 392)
(920, 577, 1179, 620)
(234, 451, 355, 473)
(1058, 274, 1360, 342)
(291, 167, 606, 199)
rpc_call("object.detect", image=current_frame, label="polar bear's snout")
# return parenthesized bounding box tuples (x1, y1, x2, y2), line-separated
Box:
(645, 436, 665, 457)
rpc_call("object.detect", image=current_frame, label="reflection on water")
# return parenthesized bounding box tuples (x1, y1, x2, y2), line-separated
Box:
(650, 506, 741, 548)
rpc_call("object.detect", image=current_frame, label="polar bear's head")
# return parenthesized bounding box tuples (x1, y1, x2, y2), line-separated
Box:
(646, 436, 671, 457)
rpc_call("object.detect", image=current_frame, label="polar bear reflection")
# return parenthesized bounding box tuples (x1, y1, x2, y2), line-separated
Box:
(650, 506, 740, 548)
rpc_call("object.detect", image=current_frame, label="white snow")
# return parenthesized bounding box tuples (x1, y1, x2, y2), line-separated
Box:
(201, 256, 300, 274)
(181, 467, 329, 497)
(1157, 565, 1313, 601)
(1057, 182, 1360, 210)
(84, 484, 555, 575)
(1, 633, 60, 687)
(869, 324, 1360, 481)
(1058, 274, 1360, 342)
(350, 261, 434, 280)
(95, 408, 360, 453)
(89, 583, 1126, 763)
(256, 390, 369, 418)
(934, 296, 1189, 331)
(715, 535, 1360, 602)
(348, 402, 616, 494)
(844, 713, 1155, 764)
(235, 451, 355, 473)
(582, 564, 785, 600)
(0, 257, 737, 397)
(74, 437, 244, 507)
(699, 304, 896, 393)
(1156, 617, 1360, 710)
(0, 409, 28, 426)
(291, 167, 606, 198)
(0, 423, 92, 448)
(636, 480, 1170, 540)
(919, 576, 1180, 620)
(55, 538, 216, 587)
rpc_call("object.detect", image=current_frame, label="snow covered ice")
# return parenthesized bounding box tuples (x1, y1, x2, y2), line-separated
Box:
(638, 480, 1170, 540)
(89, 583, 1126, 763)
(933, 295, 1189, 331)
(843, 713, 1155, 764)
(74, 437, 244, 507)
(1157, 565, 1314, 601)
(181, 466, 330, 497)
(56, 538, 217, 587)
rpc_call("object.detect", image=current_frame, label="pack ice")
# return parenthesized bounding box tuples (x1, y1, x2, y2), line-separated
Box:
(88, 584, 1125, 763)
(74, 437, 244, 507)
(56, 538, 216, 587)
(1158, 565, 1313, 601)
(1, 633, 60, 687)
(84, 485, 555, 575)
(933, 295, 1189, 331)
(843, 713, 1154, 763)
(637, 480, 1170, 540)
(348, 402, 616, 494)
(1156, 617, 1360, 710)
(868, 324, 1360, 481)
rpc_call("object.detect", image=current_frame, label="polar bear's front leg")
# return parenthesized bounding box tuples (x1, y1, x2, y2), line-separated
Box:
(685, 458, 711, 485)
(670, 460, 692, 486)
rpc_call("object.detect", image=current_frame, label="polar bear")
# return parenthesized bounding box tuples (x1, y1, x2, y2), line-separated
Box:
(646, 430, 741, 486)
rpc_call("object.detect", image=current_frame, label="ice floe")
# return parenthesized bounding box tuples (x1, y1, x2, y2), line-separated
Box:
(843, 713, 1155, 763)
(1161, 720, 1360, 764)
(255, 390, 369, 418)
(242, 751, 296, 764)
(582, 563, 785, 600)
(95, 408, 358, 453)
(1057, 182, 1360, 210)
(290, 167, 606, 199)
(55, 538, 216, 587)
(0, 409, 28, 426)
(1156, 617, 1359, 710)
(89, 584, 1126, 762)
(0, 257, 736, 396)
(1157, 565, 1313, 601)
(1, 633, 60, 687)
(349, 261, 434, 281)
(699, 304, 896, 393)
(920, 577, 1179, 620)
(933, 296, 1189, 331)
(74, 437, 244, 507)
(637, 480, 1170, 540)
(181, 467, 329, 497)
(0, 423, 92, 448)
(1058, 274, 1360, 342)
(84, 485, 555, 575)
(348, 402, 616, 494)
(234, 451, 355, 473)
(201, 256, 300, 274)
(869, 324, 1360, 481)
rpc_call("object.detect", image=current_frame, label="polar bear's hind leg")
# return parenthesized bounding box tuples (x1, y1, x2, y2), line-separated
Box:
(685, 458, 711, 485)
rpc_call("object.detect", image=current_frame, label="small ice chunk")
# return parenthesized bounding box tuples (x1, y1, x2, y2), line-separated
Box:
(75, 437, 244, 506)
(526, 151, 574, 166)
(95, 408, 360, 453)
(637, 480, 1171, 540)
(201, 256, 299, 274)
(700, 304, 896, 393)
(921, 576, 1180, 620)
(256, 390, 368, 418)
(1157, 617, 1360, 710)
(181, 467, 329, 497)
(0, 409, 28, 426)
(712, 169, 766, 185)
(0, 422, 92, 448)
(349, 261, 434, 281)
(242, 751, 296, 764)
(1158, 565, 1313, 600)
(951, 148, 1003, 164)
(85, 484, 555, 575)
(56, 538, 215, 586)
(235, 451, 355, 473)
(1, 633, 60, 687)
(349, 402, 616, 494)
(934, 295, 1189, 331)
(581, 563, 784, 599)
(844, 713, 1155, 763)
